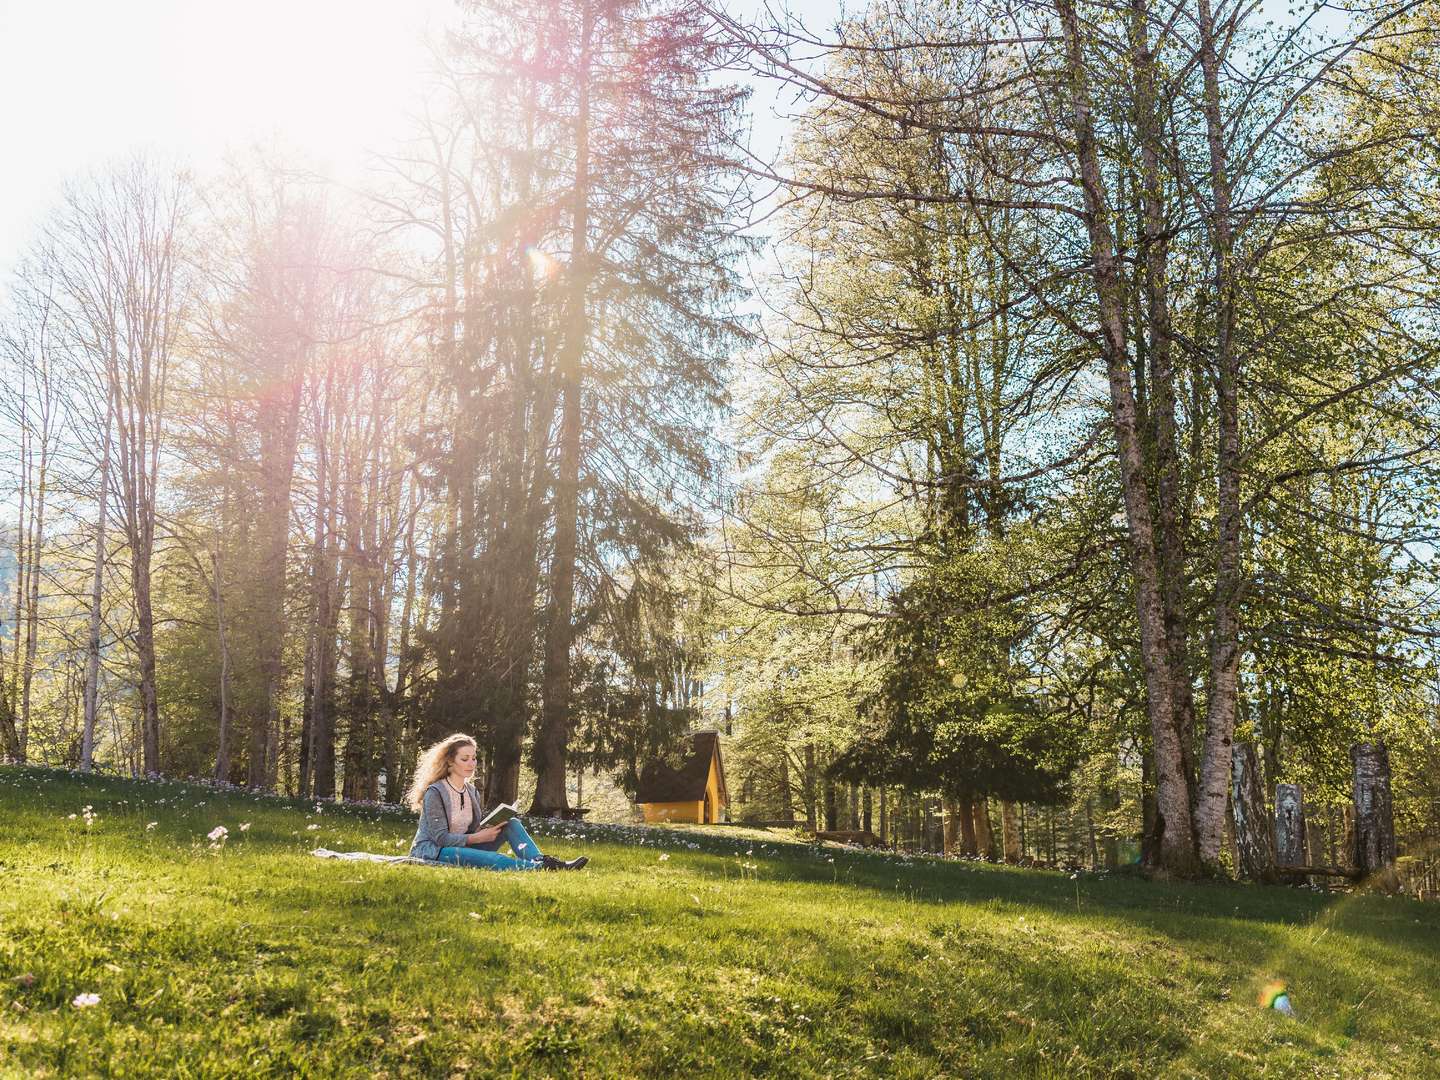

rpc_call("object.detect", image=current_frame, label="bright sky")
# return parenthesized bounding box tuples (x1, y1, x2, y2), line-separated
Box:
(0, 0, 457, 274)
(0, 0, 848, 279)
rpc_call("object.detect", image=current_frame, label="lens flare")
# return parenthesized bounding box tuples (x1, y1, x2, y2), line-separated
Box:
(526, 247, 559, 279)
(1259, 980, 1292, 1014)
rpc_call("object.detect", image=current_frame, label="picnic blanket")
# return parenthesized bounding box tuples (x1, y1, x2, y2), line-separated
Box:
(311, 848, 431, 866)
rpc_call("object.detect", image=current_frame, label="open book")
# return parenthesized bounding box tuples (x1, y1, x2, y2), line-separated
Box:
(478, 802, 521, 829)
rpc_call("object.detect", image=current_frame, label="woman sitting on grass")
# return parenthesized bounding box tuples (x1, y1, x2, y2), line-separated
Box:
(406, 733, 587, 871)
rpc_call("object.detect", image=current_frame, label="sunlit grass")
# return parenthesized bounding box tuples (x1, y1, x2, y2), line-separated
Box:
(2, 765, 1438, 1078)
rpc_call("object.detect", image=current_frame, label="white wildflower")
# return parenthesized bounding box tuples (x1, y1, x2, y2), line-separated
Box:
(238, 822, 251, 832)
(146, 822, 158, 831)
(306, 823, 320, 831)
(72, 992, 101, 1008)
(658, 853, 670, 861)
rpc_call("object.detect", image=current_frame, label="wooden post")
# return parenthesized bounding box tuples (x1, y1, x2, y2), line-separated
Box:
(1275, 783, 1306, 883)
(1352, 741, 1398, 889)
(1231, 742, 1277, 882)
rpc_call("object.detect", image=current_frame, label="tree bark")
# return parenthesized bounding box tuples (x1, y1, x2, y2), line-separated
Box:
(212, 547, 234, 783)
(1193, 0, 1245, 874)
(1128, 0, 1198, 796)
(972, 796, 993, 859)
(250, 375, 304, 791)
(1001, 800, 1021, 863)
(778, 749, 794, 822)
(1056, 0, 1198, 876)
(803, 742, 817, 830)
(1352, 741, 1397, 887)
(1230, 741, 1276, 882)
(1275, 782, 1306, 876)
(18, 403, 50, 763)
(133, 553, 160, 775)
(955, 793, 978, 856)
(532, 2, 597, 814)
(81, 407, 113, 772)
(942, 795, 959, 854)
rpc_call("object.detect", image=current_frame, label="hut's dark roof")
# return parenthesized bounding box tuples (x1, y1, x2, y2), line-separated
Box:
(635, 731, 727, 805)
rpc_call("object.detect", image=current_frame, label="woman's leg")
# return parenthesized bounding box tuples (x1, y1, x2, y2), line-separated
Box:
(501, 818, 543, 860)
(437, 845, 541, 871)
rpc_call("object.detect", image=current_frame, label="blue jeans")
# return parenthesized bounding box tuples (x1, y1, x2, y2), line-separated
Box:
(438, 818, 544, 871)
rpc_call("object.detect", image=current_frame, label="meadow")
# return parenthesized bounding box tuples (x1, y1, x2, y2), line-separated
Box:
(2, 764, 1438, 1078)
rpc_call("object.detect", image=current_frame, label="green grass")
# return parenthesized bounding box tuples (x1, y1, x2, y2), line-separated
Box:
(2, 766, 1438, 1078)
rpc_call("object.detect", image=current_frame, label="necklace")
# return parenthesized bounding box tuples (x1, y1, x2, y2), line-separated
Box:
(444, 777, 466, 808)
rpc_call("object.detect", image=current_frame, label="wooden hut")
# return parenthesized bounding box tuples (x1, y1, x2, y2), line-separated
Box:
(635, 731, 728, 824)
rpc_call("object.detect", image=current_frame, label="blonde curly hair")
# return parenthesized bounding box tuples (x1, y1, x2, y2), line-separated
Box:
(404, 733, 477, 812)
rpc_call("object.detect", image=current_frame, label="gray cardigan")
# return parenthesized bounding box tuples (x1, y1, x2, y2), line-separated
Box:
(409, 779, 482, 860)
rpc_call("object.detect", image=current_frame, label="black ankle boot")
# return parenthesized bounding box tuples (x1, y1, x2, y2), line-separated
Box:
(540, 854, 588, 871)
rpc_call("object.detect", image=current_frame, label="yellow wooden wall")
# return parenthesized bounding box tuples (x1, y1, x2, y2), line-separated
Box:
(639, 755, 727, 823)
(640, 800, 703, 823)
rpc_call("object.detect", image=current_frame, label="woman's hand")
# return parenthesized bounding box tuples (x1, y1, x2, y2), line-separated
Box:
(468, 826, 503, 845)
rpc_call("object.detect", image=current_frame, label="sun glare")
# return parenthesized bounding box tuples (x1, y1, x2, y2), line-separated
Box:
(0, 0, 455, 269)
(527, 247, 561, 279)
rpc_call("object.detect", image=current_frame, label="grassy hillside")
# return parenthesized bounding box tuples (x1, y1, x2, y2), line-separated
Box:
(2, 765, 1438, 1078)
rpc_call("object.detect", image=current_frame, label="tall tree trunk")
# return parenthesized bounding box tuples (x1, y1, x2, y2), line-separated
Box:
(1001, 800, 1021, 863)
(778, 749, 794, 822)
(310, 487, 345, 801)
(972, 796, 993, 858)
(133, 551, 160, 775)
(956, 793, 978, 856)
(81, 408, 113, 772)
(299, 611, 315, 800)
(19, 417, 50, 762)
(802, 742, 817, 830)
(212, 546, 235, 783)
(5, 358, 31, 763)
(1057, 0, 1197, 876)
(1193, 0, 1245, 873)
(1129, 0, 1197, 790)
(533, 3, 597, 814)
(249, 379, 304, 791)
